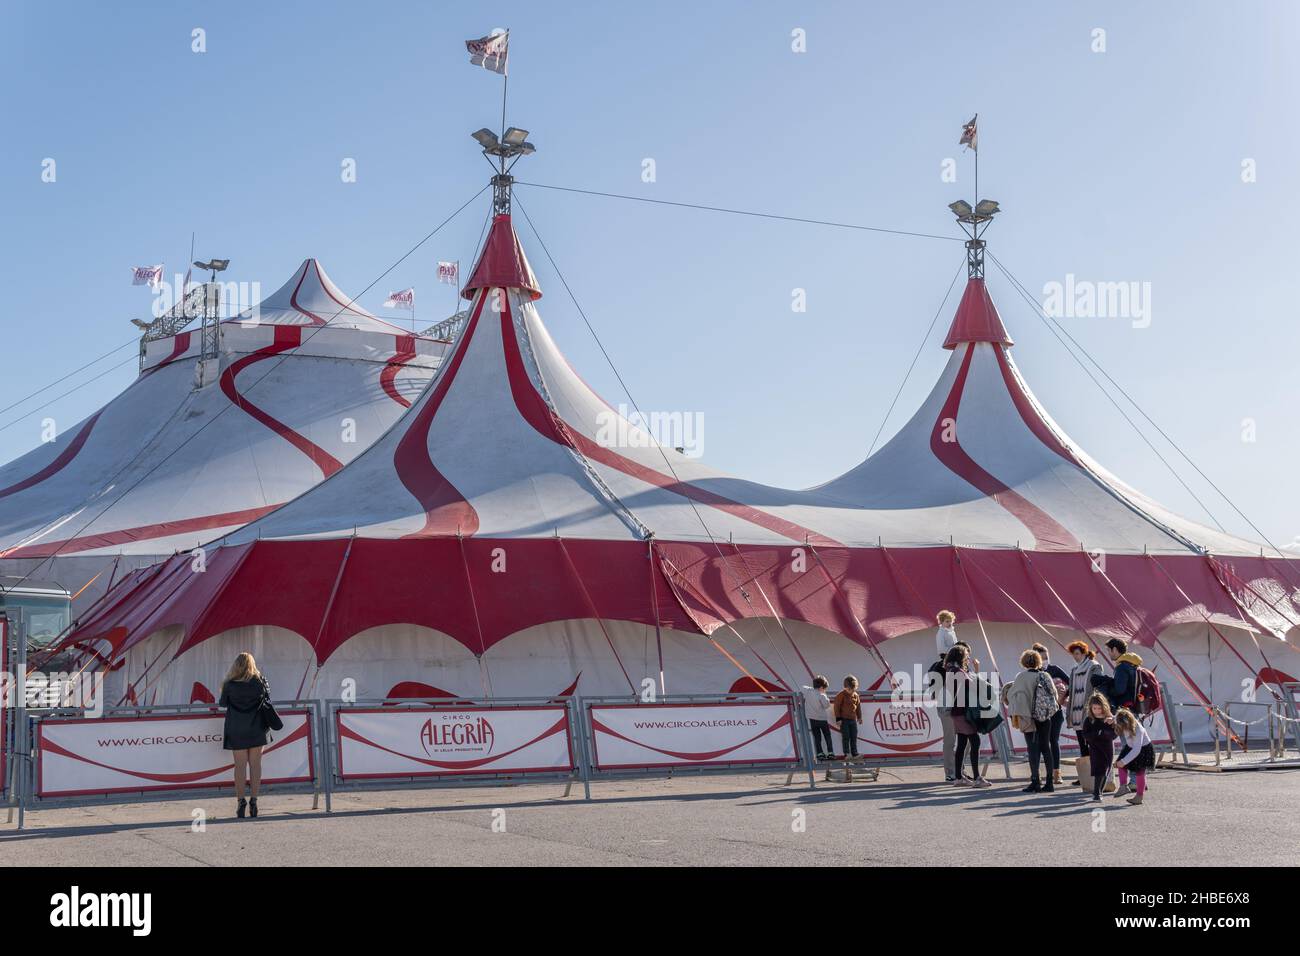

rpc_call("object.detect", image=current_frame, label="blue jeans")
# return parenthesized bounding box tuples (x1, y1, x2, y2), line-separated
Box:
(840, 719, 859, 757)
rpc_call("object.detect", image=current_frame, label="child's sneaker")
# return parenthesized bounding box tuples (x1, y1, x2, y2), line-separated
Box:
(1113, 784, 1132, 798)
(952, 777, 972, 787)
(1127, 794, 1144, 806)
(973, 777, 991, 788)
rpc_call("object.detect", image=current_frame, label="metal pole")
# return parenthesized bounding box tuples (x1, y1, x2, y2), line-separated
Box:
(15, 612, 27, 830)
(574, 696, 593, 801)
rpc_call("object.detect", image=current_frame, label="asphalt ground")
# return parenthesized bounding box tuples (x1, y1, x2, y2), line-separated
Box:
(2, 761, 1295, 867)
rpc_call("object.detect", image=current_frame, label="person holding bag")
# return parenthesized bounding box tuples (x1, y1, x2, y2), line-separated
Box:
(1005, 649, 1060, 793)
(219, 652, 278, 819)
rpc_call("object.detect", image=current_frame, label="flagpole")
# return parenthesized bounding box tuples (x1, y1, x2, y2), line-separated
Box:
(500, 30, 509, 141)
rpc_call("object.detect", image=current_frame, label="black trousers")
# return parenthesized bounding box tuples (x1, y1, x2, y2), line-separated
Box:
(954, 732, 980, 779)
(1047, 710, 1064, 771)
(809, 720, 833, 756)
(840, 719, 859, 757)
(1026, 720, 1053, 784)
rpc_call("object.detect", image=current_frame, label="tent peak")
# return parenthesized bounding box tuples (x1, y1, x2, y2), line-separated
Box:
(462, 214, 542, 301)
(942, 277, 1013, 349)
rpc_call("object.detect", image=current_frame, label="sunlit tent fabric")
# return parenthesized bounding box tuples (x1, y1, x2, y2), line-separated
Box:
(67, 215, 1300, 738)
(0, 259, 449, 611)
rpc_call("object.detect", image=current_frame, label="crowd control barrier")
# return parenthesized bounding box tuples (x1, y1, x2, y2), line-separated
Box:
(323, 697, 587, 809)
(11, 700, 326, 829)
(579, 693, 816, 790)
(1278, 683, 1300, 757)
(839, 692, 1012, 783)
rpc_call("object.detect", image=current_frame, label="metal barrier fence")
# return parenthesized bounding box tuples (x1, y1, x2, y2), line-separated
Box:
(0, 679, 1225, 830)
(323, 697, 589, 808)
(577, 693, 816, 790)
(13, 699, 327, 829)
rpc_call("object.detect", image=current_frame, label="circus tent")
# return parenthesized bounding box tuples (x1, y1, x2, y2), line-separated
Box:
(65, 211, 1300, 739)
(0, 259, 449, 611)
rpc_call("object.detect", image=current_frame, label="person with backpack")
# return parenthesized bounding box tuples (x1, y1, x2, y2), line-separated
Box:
(1032, 642, 1070, 787)
(832, 675, 862, 761)
(1005, 649, 1060, 792)
(801, 675, 837, 762)
(944, 644, 991, 788)
(1113, 708, 1155, 806)
(1093, 638, 1143, 713)
(1080, 692, 1118, 802)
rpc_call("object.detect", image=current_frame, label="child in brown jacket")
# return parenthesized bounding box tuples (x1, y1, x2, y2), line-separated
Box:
(833, 675, 863, 759)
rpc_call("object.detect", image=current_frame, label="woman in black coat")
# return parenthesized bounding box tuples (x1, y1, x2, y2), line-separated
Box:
(219, 652, 270, 819)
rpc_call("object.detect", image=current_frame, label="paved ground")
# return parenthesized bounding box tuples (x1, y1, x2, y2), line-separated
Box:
(2, 763, 1296, 866)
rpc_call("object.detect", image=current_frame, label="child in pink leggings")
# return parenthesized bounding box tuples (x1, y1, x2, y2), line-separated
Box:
(1114, 709, 1154, 805)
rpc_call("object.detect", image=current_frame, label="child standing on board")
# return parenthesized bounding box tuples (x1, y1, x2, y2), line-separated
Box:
(1113, 708, 1155, 806)
(801, 676, 837, 762)
(833, 675, 862, 761)
(1080, 693, 1117, 802)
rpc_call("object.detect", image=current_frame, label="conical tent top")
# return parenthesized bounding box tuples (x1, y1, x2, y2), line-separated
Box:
(462, 215, 542, 301)
(942, 278, 1013, 349)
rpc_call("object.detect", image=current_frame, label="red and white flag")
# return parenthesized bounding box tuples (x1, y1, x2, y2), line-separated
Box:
(436, 261, 459, 285)
(131, 264, 163, 288)
(383, 288, 415, 310)
(466, 31, 508, 75)
(959, 114, 978, 151)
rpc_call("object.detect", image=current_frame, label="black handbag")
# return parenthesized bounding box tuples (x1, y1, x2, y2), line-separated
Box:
(257, 681, 284, 732)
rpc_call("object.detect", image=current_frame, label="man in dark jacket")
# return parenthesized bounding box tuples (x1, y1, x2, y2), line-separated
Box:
(1091, 638, 1143, 712)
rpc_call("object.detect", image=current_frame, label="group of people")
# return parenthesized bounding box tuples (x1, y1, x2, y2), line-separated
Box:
(801, 611, 1158, 806)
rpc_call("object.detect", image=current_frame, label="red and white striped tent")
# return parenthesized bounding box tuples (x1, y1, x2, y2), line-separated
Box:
(69, 216, 1300, 735)
(0, 259, 448, 611)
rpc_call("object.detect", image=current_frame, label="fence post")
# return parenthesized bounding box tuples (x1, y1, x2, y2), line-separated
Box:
(792, 699, 816, 790)
(14, 613, 26, 831)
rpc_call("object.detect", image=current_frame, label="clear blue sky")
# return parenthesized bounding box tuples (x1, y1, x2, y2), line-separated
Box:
(3, 1, 1297, 548)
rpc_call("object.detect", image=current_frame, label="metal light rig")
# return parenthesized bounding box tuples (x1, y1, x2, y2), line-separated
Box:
(132, 259, 228, 376)
(948, 198, 1001, 279)
(471, 125, 536, 217)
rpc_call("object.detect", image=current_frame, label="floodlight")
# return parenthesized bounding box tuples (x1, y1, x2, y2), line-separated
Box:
(948, 200, 973, 218)
(472, 128, 500, 149)
(974, 199, 1001, 217)
(130, 318, 151, 330)
(503, 127, 529, 146)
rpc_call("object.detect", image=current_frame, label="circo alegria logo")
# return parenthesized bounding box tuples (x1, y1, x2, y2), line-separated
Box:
(420, 715, 496, 756)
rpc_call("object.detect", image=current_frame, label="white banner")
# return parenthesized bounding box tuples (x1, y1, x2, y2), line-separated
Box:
(436, 261, 459, 285)
(589, 702, 798, 769)
(858, 697, 948, 758)
(37, 711, 314, 798)
(336, 706, 573, 779)
(131, 264, 163, 287)
(383, 287, 414, 310)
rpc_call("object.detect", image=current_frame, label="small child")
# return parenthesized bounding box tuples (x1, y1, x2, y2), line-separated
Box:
(1114, 708, 1154, 805)
(833, 675, 862, 761)
(934, 610, 958, 660)
(1080, 693, 1117, 802)
(801, 676, 836, 762)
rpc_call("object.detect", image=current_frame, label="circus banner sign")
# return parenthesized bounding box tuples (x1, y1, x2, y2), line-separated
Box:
(36, 711, 314, 798)
(858, 697, 948, 759)
(335, 706, 573, 779)
(588, 701, 798, 770)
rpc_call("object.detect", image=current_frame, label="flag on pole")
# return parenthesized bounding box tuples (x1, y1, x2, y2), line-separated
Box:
(959, 114, 978, 151)
(383, 288, 415, 310)
(436, 261, 459, 285)
(466, 31, 509, 74)
(131, 264, 164, 288)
